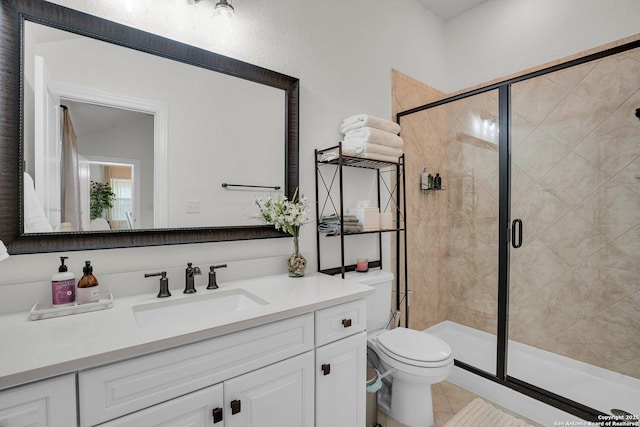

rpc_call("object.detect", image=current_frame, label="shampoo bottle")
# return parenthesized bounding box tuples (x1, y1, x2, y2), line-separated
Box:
(421, 167, 430, 190)
(77, 261, 99, 304)
(51, 256, 76, 306)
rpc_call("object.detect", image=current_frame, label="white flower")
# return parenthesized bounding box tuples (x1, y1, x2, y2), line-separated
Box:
(254, 188, 310, 236)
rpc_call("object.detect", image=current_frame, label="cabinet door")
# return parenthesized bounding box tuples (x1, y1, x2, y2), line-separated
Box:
(316, 331, 366, 427)
(224, 352, 314, 427)
(0, 374, 76, 427)
(101, 383, 224, 427)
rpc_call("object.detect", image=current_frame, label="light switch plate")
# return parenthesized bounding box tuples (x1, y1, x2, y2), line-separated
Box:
(185, 200, 200, 214)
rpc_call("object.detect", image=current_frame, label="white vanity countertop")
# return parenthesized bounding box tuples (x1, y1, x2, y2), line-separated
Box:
(0, 272, 373, 390)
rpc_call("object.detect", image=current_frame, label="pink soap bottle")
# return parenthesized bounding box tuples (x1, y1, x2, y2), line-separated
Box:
(51, 256, 76, 306)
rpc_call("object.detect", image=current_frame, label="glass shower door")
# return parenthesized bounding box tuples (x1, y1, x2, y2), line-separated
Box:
(508, 47, 640, 414)
(443, 89, 501, 375)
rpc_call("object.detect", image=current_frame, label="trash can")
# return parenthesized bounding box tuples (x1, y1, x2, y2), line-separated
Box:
(366, 367, 381, 427)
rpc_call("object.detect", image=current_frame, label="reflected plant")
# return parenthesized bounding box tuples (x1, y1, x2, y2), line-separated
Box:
(90, 181, 116, 220)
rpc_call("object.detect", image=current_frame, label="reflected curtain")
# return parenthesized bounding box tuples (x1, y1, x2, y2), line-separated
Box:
(61, 108, 81, 231)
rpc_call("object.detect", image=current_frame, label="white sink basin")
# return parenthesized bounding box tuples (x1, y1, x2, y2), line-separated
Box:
(133, 288, 269, 328)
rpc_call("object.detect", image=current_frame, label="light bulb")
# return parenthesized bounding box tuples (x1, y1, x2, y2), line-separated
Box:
(214, 0, 234, 17)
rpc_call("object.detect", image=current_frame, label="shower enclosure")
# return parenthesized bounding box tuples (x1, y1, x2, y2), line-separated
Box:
(397, 40, 640, 421)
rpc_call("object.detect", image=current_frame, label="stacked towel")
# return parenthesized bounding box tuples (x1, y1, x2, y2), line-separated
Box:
(344, 127, 403, 148)
(318, 214, 363, 236)
(336, 114, 404, 163)
(340, 114, 401, 135)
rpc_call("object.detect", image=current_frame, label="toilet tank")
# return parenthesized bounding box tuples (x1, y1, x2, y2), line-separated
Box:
(345, 269, 394, 332)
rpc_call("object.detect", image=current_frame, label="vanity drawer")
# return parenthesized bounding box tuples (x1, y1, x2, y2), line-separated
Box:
(315, 299, 366, 347)
(79, 313, 313, 427)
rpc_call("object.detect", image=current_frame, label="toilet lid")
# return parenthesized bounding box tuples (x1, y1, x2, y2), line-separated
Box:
(377, 328, 452, 363)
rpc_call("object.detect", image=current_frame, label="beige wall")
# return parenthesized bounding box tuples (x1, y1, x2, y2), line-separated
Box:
(391, 70, 448, 329)
(392, 40, 640, 378)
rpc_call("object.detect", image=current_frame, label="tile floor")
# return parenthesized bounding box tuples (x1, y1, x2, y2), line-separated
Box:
(375, 381, 543, 427)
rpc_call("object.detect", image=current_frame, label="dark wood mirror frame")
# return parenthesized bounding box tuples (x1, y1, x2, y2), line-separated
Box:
(0, 0, 299, 254)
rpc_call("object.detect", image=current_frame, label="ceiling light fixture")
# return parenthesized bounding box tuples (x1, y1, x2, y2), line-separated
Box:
(195, 0, 234, 18)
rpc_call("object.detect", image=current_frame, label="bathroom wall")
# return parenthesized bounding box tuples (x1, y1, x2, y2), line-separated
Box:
(444, 0, 640, 92)
(0, 0, 446, 315)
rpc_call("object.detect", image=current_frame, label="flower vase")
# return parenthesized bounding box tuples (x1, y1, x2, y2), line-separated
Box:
(287, 236, 306, 277)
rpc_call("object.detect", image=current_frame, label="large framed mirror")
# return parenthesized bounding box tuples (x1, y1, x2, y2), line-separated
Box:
(0, 0, 299, 254)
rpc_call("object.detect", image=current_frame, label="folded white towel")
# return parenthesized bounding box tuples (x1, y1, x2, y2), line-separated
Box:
(359, 152, 402, 163)
(23, 172, 54, 233)
(319, 148, 401, 164)
(342, 140, 403, 157)
(320, 145, 360, 161)
(0, 240, 9, 262)
(340, 114, 401, 135)
(344, 127, 404, 148)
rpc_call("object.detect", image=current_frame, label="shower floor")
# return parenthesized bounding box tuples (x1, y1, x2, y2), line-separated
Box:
(427, 321, 640, 426)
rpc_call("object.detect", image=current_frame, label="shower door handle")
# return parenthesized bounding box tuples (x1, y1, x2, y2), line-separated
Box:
(511, 219, 523, 248)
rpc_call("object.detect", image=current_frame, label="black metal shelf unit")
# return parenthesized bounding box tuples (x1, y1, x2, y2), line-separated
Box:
(315, 143, 409, 326)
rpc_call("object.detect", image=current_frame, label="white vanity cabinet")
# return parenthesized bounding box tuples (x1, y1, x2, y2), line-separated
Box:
(0, 374, 76, 427)
(315, 300, 367, 427)
(79, 314, 314, 426)
(224, 352, 314, 427)
(0, 274, 373, 427)
(100, 383, 224, 427)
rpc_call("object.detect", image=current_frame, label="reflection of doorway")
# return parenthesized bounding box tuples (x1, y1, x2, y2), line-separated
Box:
(79, 156, 140, 230)
(32, 55, 168, 232)
(62, 98, 158, 230)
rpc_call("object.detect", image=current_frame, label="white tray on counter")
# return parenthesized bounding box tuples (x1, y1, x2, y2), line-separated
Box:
(30, 293, 114, 321)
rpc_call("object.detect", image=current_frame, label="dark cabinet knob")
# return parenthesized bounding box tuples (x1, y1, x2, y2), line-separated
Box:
(321, 363, 331, 375)
(212, 407, 223, 423)
(342, 318, 352, 328)
(231, 399, 241, 415)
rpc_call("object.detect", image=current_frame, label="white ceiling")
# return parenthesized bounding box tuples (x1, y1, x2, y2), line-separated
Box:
(62, 100, 151, 138)
(418, 0, 489, 21)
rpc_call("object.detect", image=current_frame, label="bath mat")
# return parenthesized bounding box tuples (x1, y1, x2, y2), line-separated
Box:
(443, 397, 535, 427)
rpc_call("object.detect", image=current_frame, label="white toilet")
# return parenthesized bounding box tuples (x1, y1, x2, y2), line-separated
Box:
(347, 269, 453, 427)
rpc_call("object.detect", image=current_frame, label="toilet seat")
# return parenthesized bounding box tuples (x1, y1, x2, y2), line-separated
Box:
(375, 328, 452, 368)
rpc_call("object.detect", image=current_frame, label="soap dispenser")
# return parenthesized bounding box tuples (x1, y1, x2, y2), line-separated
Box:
(51, 256, 76, 306)
(77, 261, 100, 304)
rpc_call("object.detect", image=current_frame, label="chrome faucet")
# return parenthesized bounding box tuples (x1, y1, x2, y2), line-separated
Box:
(184, 262, 201, 294)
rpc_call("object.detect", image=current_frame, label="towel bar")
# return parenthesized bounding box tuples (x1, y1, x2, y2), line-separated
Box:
(221, 183, 281, 190)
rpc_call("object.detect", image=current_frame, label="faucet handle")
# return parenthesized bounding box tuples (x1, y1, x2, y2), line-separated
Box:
(206, 264, 227, 290)
(145, 271, 171, 298)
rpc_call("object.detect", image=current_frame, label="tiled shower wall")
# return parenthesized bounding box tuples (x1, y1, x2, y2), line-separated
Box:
(391, 70, 448, 329)
(392, 45, 640, 378)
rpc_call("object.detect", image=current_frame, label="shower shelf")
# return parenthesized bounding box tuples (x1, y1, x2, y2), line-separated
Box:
(315, 142, 409, 326)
